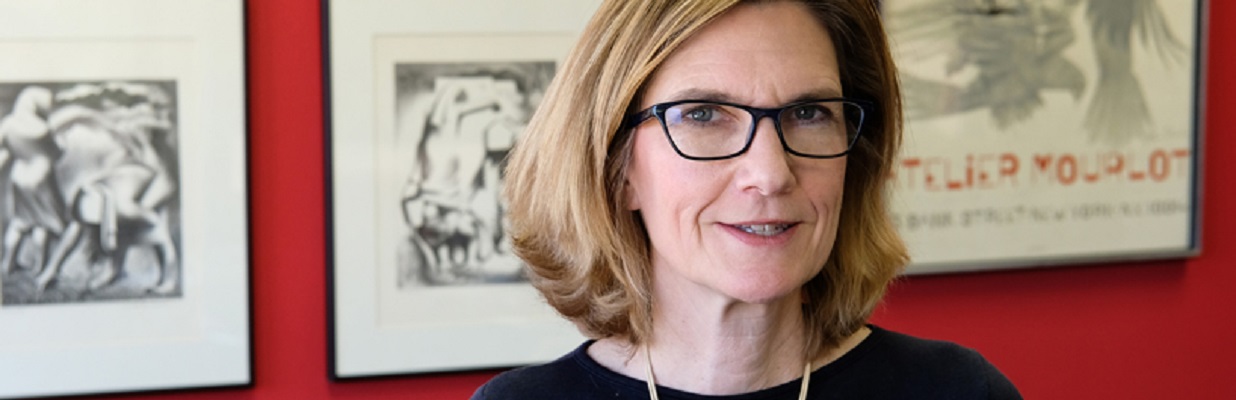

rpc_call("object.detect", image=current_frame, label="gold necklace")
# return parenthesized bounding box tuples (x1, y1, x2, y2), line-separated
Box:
(644, 345, 811, 400)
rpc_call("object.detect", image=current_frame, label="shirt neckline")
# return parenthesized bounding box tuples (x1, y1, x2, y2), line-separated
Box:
(568, 325, 889, 399)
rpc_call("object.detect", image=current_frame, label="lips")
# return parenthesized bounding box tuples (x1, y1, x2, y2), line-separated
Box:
(734, 223, 793, 236)
(724, 220, 800, 238)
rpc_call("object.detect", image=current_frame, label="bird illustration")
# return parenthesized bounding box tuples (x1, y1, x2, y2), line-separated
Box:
(889, 0, 1190, 144)
(1084, 0, 1188, 145)
(889, 0, 1086, 129)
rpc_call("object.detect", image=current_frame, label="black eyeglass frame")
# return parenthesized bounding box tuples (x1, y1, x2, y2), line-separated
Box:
(623, 98, 874, 161)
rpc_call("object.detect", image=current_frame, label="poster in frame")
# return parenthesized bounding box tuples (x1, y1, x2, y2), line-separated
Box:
(0, 0, 251, 398)
(883, 0, 1206, 274)
(325, 0, 603, 378)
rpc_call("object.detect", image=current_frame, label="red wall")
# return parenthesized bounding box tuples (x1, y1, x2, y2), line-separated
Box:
(101, 1, 1235, 399)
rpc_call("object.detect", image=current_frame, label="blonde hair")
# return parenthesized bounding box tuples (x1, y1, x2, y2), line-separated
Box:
(503, 0, 908, 356)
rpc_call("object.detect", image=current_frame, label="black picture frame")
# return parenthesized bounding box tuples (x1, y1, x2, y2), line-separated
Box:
(324, 0, 602, 378)
(0, 1, 252, 398)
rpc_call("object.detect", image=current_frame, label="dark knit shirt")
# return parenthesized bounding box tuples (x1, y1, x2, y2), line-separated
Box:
(471, 325, 1021, 399)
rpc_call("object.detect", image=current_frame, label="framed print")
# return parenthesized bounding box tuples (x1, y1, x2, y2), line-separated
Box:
(884, 0, 1205, 273)
(325, 0, 602, 377)
(0, 1, 250, 398)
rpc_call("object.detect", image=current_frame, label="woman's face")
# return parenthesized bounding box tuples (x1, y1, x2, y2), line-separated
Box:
(626, 2, 846, 304)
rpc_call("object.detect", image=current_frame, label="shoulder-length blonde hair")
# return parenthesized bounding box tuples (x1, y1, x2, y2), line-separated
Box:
(503, 0, 908, 356)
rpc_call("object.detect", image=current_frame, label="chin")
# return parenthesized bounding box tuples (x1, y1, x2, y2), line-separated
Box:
(717, 276, 807, 305)
(707, 259, 821, 304)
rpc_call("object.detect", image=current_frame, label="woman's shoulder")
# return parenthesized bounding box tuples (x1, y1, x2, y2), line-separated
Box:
(470, 340, 641, 400)
(470, 350, 579, 399)
(866, 325, 990, 365)
(828, 325, 1021, 399)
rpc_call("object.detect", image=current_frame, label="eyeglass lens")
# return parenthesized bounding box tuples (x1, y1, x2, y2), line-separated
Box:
(660, 101, 860, 159)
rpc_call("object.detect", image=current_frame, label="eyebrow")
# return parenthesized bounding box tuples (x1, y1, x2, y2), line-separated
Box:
(661, 87, 847, 105)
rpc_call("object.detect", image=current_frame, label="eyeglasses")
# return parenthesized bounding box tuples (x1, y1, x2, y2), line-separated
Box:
(624, 98, 872, 160)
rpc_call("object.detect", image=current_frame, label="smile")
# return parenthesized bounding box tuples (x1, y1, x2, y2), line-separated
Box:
(734, 223, 794, 236)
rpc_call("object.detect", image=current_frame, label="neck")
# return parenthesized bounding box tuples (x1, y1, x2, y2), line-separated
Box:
(587, 264, 872, 396)
(645, 265, 811, 395)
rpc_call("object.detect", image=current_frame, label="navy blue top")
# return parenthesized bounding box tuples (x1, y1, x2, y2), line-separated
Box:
(472, 325, 1021, 399)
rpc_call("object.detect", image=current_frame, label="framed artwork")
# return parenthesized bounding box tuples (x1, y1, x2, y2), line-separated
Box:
(884, 0, 1205, 273)
(0, 0, 250, 398)
(325, 0, 601, 377)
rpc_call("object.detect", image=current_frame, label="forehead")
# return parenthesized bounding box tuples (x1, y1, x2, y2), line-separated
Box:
(640, 1, 842, 107)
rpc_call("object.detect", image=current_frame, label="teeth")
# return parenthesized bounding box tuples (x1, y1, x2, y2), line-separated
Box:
(737, 224, 790, 236)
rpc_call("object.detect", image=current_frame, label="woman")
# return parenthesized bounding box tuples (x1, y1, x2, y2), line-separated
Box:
(475, 0, 1020, 398)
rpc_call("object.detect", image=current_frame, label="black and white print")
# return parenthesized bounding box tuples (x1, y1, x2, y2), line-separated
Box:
(888, 0, 1190, 145)
(883, 0, 1198, 272)
(0, 81, 181, 305)
(393, 62, 553, 287)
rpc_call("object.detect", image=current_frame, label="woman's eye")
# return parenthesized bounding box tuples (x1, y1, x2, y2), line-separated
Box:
(792, 106, 827, 121)
(685, 107, 716, 122)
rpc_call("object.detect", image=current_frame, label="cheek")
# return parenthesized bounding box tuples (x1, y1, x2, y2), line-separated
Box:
(624, 130, 657, 211)
(807, 165, 846, 267)
(625, 128, 708, 211)
(624, 129, 718, 244)
(805, 161, 847, 209)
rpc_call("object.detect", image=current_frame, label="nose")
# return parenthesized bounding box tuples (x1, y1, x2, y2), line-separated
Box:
(734, 118, 796, 196)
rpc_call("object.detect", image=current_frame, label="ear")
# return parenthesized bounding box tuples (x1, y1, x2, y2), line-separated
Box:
(624, 180, 642, 211)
